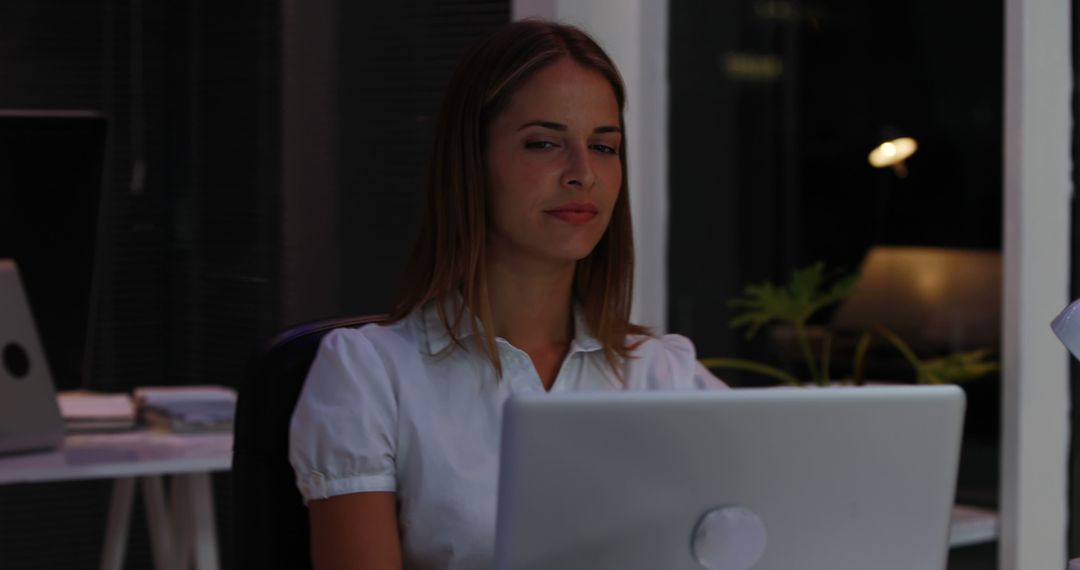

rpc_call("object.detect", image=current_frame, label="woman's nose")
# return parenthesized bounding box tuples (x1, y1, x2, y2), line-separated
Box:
(561, 145, 595, 190)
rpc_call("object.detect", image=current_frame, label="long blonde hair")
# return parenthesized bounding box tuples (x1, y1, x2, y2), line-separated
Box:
(389, 20, 648, 377)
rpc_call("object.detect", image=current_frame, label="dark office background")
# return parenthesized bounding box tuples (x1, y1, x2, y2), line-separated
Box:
(0, 0, 506, 567)
(0, 0, 1071, 568)
(667, 2, 1004, 567)
(668, 1, 1002, 382)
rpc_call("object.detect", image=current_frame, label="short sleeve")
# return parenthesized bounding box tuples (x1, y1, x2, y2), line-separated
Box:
(289, 327, 399, 504)
(660, 333, 729, 389)
(692, 358, 728, 389)
(626, 333, 728, 389)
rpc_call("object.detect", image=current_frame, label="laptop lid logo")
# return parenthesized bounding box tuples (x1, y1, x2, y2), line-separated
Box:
(692, 505, 767, 570)
(3, 343, 31, 378)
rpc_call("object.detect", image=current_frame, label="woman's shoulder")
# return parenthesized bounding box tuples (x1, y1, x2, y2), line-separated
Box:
(625, 332, 695, 368)
(630, 331, 694, 352)
(299, 315, 425, 408)
(622, 332, 727, 390)
(301, 316, 431, 390)
(318, 313, 423, 359)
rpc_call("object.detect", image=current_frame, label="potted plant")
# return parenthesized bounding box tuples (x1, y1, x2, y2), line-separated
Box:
(699, 263, 999, 387)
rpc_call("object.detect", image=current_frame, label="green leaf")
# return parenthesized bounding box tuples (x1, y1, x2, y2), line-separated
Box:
(874, 325, 924, 382)
(919, 350, 1000, 384)
(820, 332, 833, 386)
(789, 262, 825, 306)
(699, 357, 802, 386)
(721, 261, 997, 389)
(727, 262, 859, 336)
(728, 311, 773, 339)
(852, 330, 873, 386)
(816, 273, 860, 311)
(874, 326, 1000, 385)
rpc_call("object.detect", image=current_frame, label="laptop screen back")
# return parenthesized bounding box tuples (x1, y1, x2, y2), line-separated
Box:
(496, 386, 964, 570)
(0, 111, 107, 390)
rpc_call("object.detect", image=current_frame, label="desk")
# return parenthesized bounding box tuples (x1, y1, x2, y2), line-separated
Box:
(0, 430, 994, 566)
(950, 504, 999, 548)
(0, 430, 232, 570)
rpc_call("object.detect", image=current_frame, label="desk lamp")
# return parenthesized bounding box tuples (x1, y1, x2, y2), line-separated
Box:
(1053, 303, 1080, 570)
(832, 246, 1001, 354)
(1052, 300, 1080, 361)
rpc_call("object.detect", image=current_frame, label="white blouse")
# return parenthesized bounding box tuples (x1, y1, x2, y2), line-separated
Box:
(289, 303, 726, 570)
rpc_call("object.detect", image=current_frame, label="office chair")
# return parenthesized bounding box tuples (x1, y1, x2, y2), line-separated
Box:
(233, 314, 384, 569)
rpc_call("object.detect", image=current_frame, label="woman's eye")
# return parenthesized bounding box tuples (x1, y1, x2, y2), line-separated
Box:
(525, 141, 558, 150)
(591, 143, 618, 155)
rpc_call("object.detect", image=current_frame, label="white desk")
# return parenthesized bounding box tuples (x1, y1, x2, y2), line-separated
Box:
(0, 430, 232, 570)
(0, 430, 995, 565)
(949, 504, 999, 548)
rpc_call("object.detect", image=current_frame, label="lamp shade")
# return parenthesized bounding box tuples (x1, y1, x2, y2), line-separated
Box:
(831, 246, 1001, 352)
(868, 136, 918, 168)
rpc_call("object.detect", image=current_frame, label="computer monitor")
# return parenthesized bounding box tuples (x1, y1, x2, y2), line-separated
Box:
(0, 110, 107, 390)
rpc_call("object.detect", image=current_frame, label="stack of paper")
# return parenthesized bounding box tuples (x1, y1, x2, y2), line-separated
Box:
(57, 390, 137, 432)
(134, 385, 237, 433)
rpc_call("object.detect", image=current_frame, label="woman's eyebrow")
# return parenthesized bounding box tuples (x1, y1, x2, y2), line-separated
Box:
(518, 120, 566, 131)
(517, 120, 622, 134)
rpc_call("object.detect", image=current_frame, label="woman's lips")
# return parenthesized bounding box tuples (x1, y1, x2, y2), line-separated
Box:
(544, 203, 598, 224)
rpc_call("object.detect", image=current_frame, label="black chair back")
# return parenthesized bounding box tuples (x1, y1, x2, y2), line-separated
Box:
(233, 315, 384, 569)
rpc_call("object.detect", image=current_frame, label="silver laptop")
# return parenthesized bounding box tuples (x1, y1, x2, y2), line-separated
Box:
(0, 259, 65, 454)
(495, 386, 965, 570)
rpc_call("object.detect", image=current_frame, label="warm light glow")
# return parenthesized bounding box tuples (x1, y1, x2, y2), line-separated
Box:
(868, 136, 918, 168)
(831, 246, 1002, 351)
(723, 52, 784, 80)
(914, 265, 945, 303)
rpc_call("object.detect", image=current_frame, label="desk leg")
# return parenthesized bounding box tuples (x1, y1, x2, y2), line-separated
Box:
(100, 477, 135, 570)
(170, 474, 193, 570)
(142, 475, 175, 570)
(184, 473, 220, 570)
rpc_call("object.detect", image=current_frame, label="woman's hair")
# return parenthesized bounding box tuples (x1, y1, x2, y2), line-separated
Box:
(389, 19, 648, 377)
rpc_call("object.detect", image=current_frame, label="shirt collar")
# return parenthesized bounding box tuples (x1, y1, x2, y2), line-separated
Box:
(420, 295, 469, 355)
(419, 296, 602, 356)
(568, 304, 602, 353)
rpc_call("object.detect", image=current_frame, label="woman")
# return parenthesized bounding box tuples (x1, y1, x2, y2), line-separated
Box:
(290, 19, 724, 570)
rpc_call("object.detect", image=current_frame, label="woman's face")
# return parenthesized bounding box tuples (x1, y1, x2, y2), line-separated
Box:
(485, 58, 622, 272)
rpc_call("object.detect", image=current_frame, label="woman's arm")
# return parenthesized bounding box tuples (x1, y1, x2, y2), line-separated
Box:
(309, 491, 402, 570)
